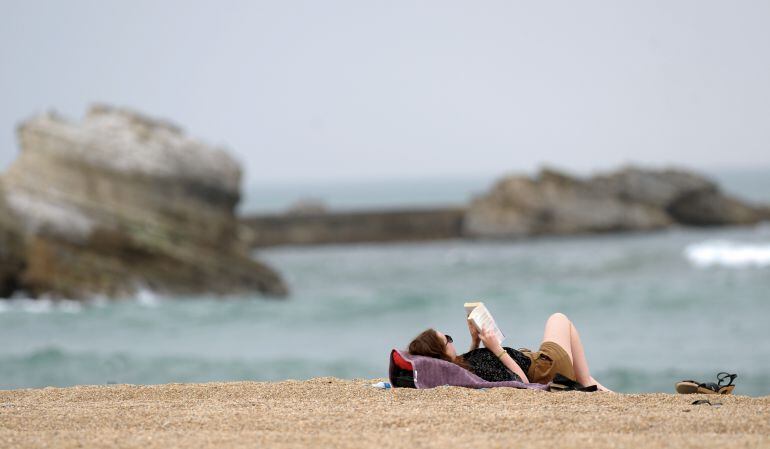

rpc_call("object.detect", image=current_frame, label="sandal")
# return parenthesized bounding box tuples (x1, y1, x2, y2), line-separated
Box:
(548, 373, 598, 392)
(676, 372, 737, 395)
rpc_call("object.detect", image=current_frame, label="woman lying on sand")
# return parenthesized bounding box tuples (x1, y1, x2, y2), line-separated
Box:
(408, 312, 613, 392)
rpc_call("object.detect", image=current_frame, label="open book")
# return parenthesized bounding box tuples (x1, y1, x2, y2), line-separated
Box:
(464, 301, 505, 344)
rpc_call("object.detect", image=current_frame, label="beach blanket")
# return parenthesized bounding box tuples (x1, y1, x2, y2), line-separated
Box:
(390, 349, 548, 391)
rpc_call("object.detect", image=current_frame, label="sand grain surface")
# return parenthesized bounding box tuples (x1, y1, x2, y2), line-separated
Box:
(1, 378, 769, 448)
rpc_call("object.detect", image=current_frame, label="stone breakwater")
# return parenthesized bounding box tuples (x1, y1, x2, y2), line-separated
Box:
(242, 207, 465, 247)
(0, 105, 287, 300)
(243, 167, 769, 247)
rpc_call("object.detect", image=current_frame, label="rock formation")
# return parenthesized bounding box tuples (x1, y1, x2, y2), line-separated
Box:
(760, 206, 770, 222)
(591, 168, 760, 226)
(0, 105, 287, 299)
(0, 189, 26, 297)
(464, 167, 766, 238)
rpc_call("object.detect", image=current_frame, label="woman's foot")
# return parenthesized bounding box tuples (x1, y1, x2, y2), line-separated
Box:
(590, 377, 614, 392)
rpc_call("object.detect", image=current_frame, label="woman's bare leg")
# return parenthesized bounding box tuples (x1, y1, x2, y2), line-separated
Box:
(541, 313, 612, 392)
(541, 312, 574, 363)
(567, 319, 612, 392)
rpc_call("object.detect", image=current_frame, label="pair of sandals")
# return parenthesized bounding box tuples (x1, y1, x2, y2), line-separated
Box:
(676, 372, 737, 395)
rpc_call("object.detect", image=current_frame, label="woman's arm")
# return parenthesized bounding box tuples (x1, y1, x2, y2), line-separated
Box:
(467, 319, 480, 351)
(479, 327, 530, 383)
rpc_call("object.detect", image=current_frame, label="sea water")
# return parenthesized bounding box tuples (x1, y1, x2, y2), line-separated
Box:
(1, 170, 769, 395)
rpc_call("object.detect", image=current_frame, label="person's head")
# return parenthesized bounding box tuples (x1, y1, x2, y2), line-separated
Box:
(407, 328, 467, 369)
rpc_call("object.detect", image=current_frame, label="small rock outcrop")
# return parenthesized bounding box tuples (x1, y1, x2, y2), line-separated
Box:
(0, 105, 287, 299)
(464, 167, 766, 238)
(286, 198, 328, 216)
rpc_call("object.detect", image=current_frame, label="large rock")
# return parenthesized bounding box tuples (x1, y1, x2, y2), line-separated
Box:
(463, 168, 670, 238)
(591, 167, 717, 207)
(0, 187, 26, 297)
(666, 190, 762, 226)
(464, 166, 766, 238)
(760, 206, 770, 222)
(0, 105, 287, 299)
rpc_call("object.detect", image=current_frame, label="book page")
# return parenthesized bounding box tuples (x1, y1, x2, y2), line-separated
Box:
(467, 303, 505, 344)
(464, 301, 482, 317)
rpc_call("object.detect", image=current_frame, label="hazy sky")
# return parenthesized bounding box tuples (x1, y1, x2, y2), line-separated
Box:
(1, 0, 769, 186)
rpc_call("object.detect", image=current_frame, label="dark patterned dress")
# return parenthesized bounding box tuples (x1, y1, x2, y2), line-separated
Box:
(460, 347, 532, 382)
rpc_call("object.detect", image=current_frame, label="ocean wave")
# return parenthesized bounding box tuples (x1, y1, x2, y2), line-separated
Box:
(0, 346, 378, 389)
(3, 347, 767, 395)
(0, 298, 83, 314)
(684, 240, 770, 268)
(135, 287, 162, 308)
(0, 288, 165, 314)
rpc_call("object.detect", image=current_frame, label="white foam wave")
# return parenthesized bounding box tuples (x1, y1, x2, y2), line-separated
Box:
(135, 287, 161, 307)
(0, 298, 83, 314)
(684, 240, 770, 268)
(59, 300, 84, 313)
(0, 289, 164, 313)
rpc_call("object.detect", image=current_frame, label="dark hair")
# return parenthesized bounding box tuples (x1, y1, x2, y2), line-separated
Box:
(407, 328, 469, 370)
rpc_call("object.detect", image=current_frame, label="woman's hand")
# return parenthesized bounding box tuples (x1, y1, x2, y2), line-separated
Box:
(467, 320, 480, 342)
(479, 327, 502, 354)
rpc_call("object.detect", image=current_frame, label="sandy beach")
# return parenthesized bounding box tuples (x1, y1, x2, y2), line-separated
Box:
(1, 378, 768, 449)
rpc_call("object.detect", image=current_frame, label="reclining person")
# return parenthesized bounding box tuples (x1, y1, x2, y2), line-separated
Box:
(407, 312, 612, 392)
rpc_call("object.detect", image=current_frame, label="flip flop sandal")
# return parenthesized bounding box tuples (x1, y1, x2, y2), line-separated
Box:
(676, 372, 737, 395)
(716, 372, 737, 394)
